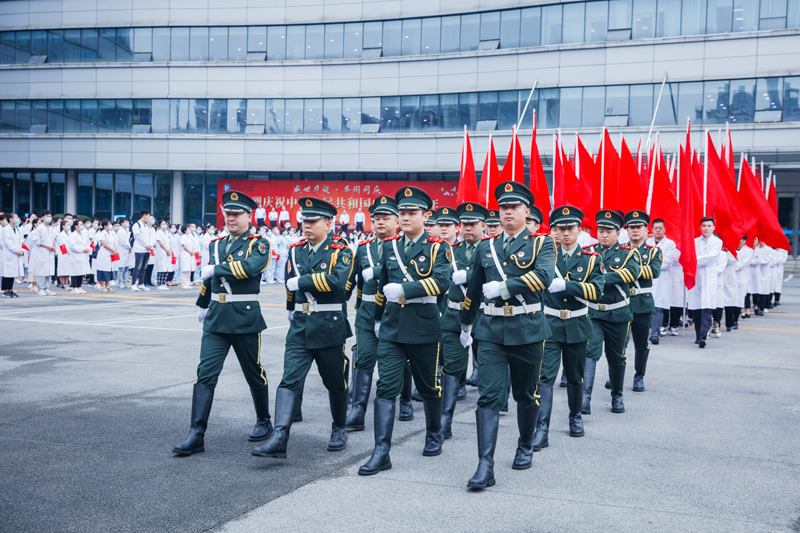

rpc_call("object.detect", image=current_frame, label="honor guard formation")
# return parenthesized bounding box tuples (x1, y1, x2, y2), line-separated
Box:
(0, 186, 786, 491)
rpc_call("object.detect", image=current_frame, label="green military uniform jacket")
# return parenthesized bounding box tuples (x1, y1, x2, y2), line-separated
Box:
(440, 240, 477, 333)
(347, 238, 384, 331)
(285, 235, 355, 349)
(630, 242, 662, 315)
(586, 242, 641, 323)
(543, 245, 605, 343)
(461, 229, 556, 346)
(196, 234, 270, 334)
(374, 231, 451, 344)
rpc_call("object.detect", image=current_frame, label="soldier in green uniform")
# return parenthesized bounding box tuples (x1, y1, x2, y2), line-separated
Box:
(440, 201, 488, 439)
(173, 190, 272, 456)
(358, 187, 451, 476)
(582, 210, 641, 415)
(460, 181, 555, 490)
(525, 205, 543, 233)
(623, 210, 662, 392)
(534, 206, 605, 450)
(252, 198, 355, 459)
(344, 195, 399, 432)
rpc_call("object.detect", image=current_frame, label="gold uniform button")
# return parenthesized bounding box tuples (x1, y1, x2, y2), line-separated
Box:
(466, 267, 470, 270)
(220, 284, 224, 288)
(503, 262, 507, 266)
(504, 302, 509, 306)
(563, 298, 568, 303)
(246, 306, 251, 309)
(333, 316, 337, 320)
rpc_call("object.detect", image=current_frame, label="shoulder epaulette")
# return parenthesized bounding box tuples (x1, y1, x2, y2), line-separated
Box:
(210, 236, 225, 242)
(481, 235, 496, 241)
(331, 235, 344, 241)
(582, 250, 600, 256)
(386, 235, 401, 241)
(427, 237, 444, 243)
(289, 240, 307, 248)
(533, 232, 548, 237)
(245, 235, 261, 239)
(358, 239, 373, 246)
(621, 245, 635, 250)
(582, 245, 595, 250)
(646, 244, 659, 249)
(451, 241, 463, 246)
(331, 243, 347, 250)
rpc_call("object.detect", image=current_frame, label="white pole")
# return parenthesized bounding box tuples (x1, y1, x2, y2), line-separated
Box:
(766, 170, 773, 200)
(637, 134, 644, 175)
(511, 125, 517, 183)
(646, 72, 669, 151)
(703, 130, 709, 217)
(600, 128, 606, 209)
(575, 133, 581, 180)
(761, 161, 765, 192)
(737, 152, 745, 192)
(461, 125, 468, 177)
(646, 133, 658, 213)
(517, 80, 539, 130)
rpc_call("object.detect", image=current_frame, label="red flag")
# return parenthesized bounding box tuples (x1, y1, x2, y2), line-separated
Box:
(576, 136, 597, 227)
(60, 244, 68, 255)
(679, 122, 697, 290)
(90, 241, 96, 251)
(741, 164, 790, 251)
(529, 115, 551, 227)
(768, 173, 779, 216)
(499, 127, 525, 185)
(616, 137, 648, 213)
(650, 149, 681, 241)
(552, 135, 566, 207)
(691, 151, 705, 233)
(111, 253, 120, 262)
(21, 242, 30, 252)
(562, 143, 591, 216)
(726, 129, 736, 184)
(478, 134, 500, 209)
(456, 128, 479, 204)
(597, 129, 619, 210)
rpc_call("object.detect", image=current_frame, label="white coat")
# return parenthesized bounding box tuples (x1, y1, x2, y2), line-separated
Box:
(95, 229, 116, 272)
(180, 233, 197, 272)
(647, 236, 678, 309)
(169, 232, 180, 272)
(154, 229, 172, 273)
(736, 246, 753, 306)
(687, 235, 722, 310)
(773, 248, 788, 293)
(2, 223, 25, 279)
(200, 232, 211, 267)
(116, 227, 133, 269)
(721, 251, 740, 307)
(751, 245, 772, 295)
(68, 230, 91, 277)
(29, 224, 55, 277)
(56, 230, 72, 277)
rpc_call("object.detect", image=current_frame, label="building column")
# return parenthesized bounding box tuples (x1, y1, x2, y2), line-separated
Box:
(171, 170, 183, 225)
(66, 170, 77, 215)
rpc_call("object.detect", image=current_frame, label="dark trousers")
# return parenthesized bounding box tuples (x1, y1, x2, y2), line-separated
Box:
(441, 329, 469, 378)
(541, 338, 587, 387)
(197, 331, 268, 388)
(724, 307, 740, 328)
(587, 318, 629, 367)
(279, 342, 348, 395)
(376, 340, 440, 401)
(1, 277, 13, 290)
(356, 222, 364, 232)
(354, 326, 379, 373)
(744, 293, 751, 309)
(691, 309, 713, 341)
(712, 307, 723, 325)
(256, 218, 265, 227)
(70, 276, 83, 288)
(476, 340, 543, 411)
(669, 306, 683, 327)
(631, 312, 653, 350)
(145, 264, 155, 285)
(131, 252, 150, 286)
(157, 272, 169, 285)
(651, 308, 667, 336)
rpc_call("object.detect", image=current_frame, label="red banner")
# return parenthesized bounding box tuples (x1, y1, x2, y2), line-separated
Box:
(217, 180, 458, 232)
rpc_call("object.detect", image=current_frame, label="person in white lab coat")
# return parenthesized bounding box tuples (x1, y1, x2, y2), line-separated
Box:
(710, 238, 728, 338)
(721, 247, 741, 332)
(736, 238, 754, 319)
(772, 247, 788, 306)
(116, 218, 133, 289)
(95, 220, 117, 293)
(261, 226, 276, 283)
(273, 227, 289, 283)
(1, 213, 25, 298)
(751, 240, 772, 315)
(68, 221, 91, 294)
(180, 223, 198, 289)
(131, 211, 155, 291)
(687, 218, 723, 348)
(168, 224, 180, 286)
(21, 215, 36, 290)
(56, 219, 73, 288)
(646, 218, 679, 339)
(30, 212, 56, 296)
(154, 220, 172, 290)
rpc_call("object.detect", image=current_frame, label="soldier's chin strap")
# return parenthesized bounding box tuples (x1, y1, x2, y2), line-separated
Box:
(488, 236, 529, 313)
(214, 239, 233, 295)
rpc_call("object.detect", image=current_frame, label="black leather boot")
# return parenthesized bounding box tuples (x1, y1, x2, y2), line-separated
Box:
(173, 383, 214, 456)
(440, 374, 460, 440)
(294, 392, 303, 422)
(457, 370, 467, 401)
(513, 403, 538, 470)
(466, 352, 478, 386)
(327, 390, 348, 452)
(252, 387, 298, 458)
(358, 398, 395, 476)
(422, 396, 444, 456)
(467, 408, 499, 490)
(559, 372, 568, 388)
(345, 368, 372, 432)
(399, 365, 414, 421)
(566, 382, 585, 437)
(348, 345, 357, 404)
(531, 384, 552, 452)
(248, 385, 273, 442)
(582, 358, 596, 415)
(633, 348, 648, 392)
(609, 365, 626, 413)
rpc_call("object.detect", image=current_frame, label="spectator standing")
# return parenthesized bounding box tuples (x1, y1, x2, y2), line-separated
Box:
(131, 211, 155, 291)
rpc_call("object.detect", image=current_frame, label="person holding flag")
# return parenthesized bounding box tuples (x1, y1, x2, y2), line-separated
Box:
(687, 218, 723, 346)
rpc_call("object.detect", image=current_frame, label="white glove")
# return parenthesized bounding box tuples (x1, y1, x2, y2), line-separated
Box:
(362, 267, 375, 282)
(548, 278, 566, 293)
(459, 330, 473, 348)
(383, 283, 403, 301)
(452, 270, 467, 285)
(196, 308, 207, 322)
(200, 264, 215, 280)
(287, 310, 294, 322)
(374, 321, 381, 338)
(482, 281, 501, 299)
(286, 276, 299, 291)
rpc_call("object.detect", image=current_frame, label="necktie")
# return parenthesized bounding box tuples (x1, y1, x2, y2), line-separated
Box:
(308, 246, 315, 262)
(559, 250, 568, 273)
(466, 244, 475, 262)
(377, 241, 383, 260)
(405, 237, 413, 256)
(504, 235, 514, 253)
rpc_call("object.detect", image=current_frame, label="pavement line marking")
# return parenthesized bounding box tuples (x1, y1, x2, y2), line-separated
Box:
(738, 326, 800, 333)
(99, 313, 200, 325)
(0, 316, 199, 332)
(785, 274, 793, 282)
(0, 302, 130, 316)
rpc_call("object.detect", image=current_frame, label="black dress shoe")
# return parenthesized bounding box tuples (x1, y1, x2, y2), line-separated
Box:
(732, 324, 738, 330)
(457, 384, 467, 401)
(649, 335, 659, 345)
(699, 340, 706, 348)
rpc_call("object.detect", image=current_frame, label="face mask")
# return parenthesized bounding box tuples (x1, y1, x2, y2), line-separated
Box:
(114, 226, 120, 232)
(170, 228, 177, 233)
(93, 223, 99, 229)
(64, 221, 72, 228)
(77, 224, 84, 231)
(14, 219, 21, 227)
(161, 225, 167, 230)
(148, 217, 155, 225)
(259, 230, 267, 235)
(190, 228, 196, 234)
(44, 217, 52, 224)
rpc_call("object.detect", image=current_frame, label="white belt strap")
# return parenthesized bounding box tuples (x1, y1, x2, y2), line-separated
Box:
(447, 300, 465, 310)
(489, 237, 530, 313)
(365, 241, 375, 269)
(391, 239, 415, 282)
(576, 298, 629, 311)
(630, 287, 653, 296)
(292, 246, 317, 307)
(543, 306, 588, 319)
(211, 293, 258, 303)
(361, 294, 376, 303)
(296, 302, 343, 313)
(481, 302, 541, 316)
(387, 295, 437, 305)
(214, 240, 233, 295)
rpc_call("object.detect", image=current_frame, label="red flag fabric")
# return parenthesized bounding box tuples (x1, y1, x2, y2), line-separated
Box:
(529, 118, 551, 227)
(499, 128, 525, 185)
(60, 244, 68, 255)
(111, 252, 120, 262)
(616, 137, 648, 213)
(741, 163, 790, 251)
(576, 136, 597, 227)
(456, 129, 479, 204)
(768, 174, 779, 216)
(679, 123, 697, 290)
(650, 150, 681, 240)
(552, 135, 566, 207)
(597, 129, 619, 210)
(21, 242, 29, 252)
(726, 130, 736, 184)
(479, 135, 500, 209)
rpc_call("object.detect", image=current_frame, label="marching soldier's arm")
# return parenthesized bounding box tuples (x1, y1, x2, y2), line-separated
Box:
(212, 237, 271, 280)
(565, 253, 605, 301)
(604, 247, 641, 286)
(401, 241, 451, 300)
(373, 242, 389, 323)
(297, 244, 355, 296)
(460, 247, 486, 328)
(504, 235, 555, 297)
(346, 245, 360, 303)
(196, 278, 212, 309)
(639, 247, 663, 280)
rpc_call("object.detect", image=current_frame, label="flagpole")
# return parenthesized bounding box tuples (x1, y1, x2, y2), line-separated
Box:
(511, 125, 517, 182)
(760, 161, 765, 193)
(646, 72, 669, 152)
(766, 170, 773, 200)
(646, 133, 657, 213)
(461, 125, 468, 177)
(600, 128, 606, 209)
(484, 131, 494, 206)
(703, 130, 709, 217)
(517, 79, 539, 130)
(575, 133, 581, 181)
(637, 134, 643, 175)
(737, 152, 745, 192)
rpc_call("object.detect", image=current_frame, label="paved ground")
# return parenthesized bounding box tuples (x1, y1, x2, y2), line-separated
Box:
(1, 279, 799, 532)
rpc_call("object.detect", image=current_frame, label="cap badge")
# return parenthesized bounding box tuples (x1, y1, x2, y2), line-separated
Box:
(490, 211, 496, 216)
(442, 208, 448, 214)
(305, 199, 313, 207)
(633, 211, 639, 217)
(504, 183, 513, 192)
(404, 188, 412, 197)
(230, 192, 238, 201)
(605, 212, 612, 218)
(466, 204, 473, 211)
(380, 197, 387, 204)
(562, 208, 569, 215)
